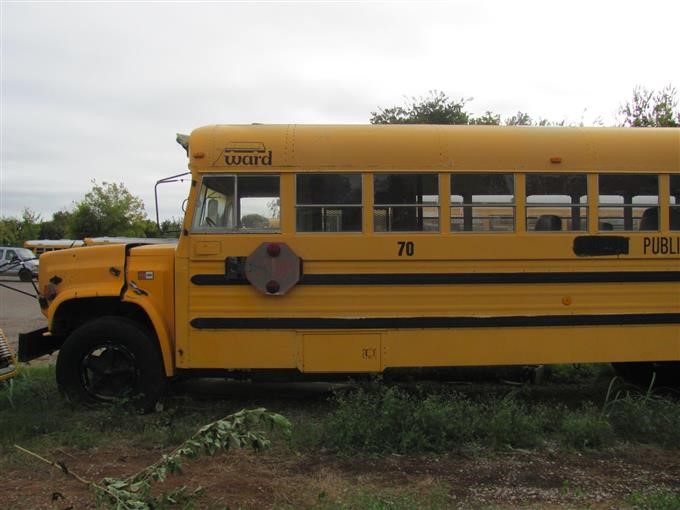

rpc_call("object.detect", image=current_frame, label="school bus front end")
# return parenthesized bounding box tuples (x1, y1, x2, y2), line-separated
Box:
(19, 242, 176, 410)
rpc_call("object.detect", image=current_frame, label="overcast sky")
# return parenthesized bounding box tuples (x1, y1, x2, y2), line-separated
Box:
(1, 0, 679, 223)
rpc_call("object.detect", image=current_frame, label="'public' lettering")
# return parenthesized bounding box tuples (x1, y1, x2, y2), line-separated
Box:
(643, 236, 680, 255)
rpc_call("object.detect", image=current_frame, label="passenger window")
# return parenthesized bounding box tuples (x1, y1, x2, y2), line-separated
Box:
(374, 174, 439, 232)
(451, 173, 514, 232)
(670, 174, 680, 231)
(296, 174, 362, 232)
(192, 174, 280, 232)
(526, 174, 587, 232)
(598, 174, 658, 231)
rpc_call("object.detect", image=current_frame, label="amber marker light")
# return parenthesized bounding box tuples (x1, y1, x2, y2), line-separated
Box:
(192, 152, 205, 159)
(550, 156, 562, 164)
(43, 283, 58, 301)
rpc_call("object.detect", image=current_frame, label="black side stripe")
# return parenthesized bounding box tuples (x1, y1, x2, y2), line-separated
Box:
(191, 271, 680, 286)
(191, 313, 680, 330)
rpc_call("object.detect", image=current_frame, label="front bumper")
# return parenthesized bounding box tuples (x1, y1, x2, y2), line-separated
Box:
(18, 327, 62, 362)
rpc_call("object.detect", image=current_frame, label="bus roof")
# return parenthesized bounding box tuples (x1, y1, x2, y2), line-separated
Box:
(187, 125, 680, 174)
(24, 239, 84, 247)
(84, 237, 177, 246)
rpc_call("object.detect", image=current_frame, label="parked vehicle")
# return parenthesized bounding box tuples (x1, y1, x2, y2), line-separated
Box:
(0, 247, 39, 281)
(17, 125, 680, 412)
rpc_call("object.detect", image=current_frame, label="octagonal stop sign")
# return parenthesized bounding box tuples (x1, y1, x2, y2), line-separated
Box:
(245, 242, 301, 296)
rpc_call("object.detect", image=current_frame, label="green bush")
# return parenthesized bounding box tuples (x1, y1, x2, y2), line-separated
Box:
(546, 363, 609, 384)
(321, 385, 554, 454)
(560, 404, 614, 449)
(605, 392, 680, 447)
(478, 395, 547, 448)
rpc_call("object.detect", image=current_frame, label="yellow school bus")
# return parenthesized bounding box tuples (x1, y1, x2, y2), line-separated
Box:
(24, 239, 84, 255)
(19, 125, 680, 409)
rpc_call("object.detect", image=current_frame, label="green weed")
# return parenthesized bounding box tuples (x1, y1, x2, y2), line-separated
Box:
(279, 486, 452, 510)
(560, 404, 615, 449)
(627, 488, 680, 510)
(546, 363, 610, 384)
(603, 377, 680, 447)
(321, 385, 553, 454)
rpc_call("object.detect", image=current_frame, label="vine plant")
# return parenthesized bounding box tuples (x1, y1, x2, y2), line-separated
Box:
(16, 408, 292, 509)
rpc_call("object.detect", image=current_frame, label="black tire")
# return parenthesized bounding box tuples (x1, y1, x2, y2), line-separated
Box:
(612, 361, 680, 389)
(56, 316, 165, 412)
(18, 268, 32, 282)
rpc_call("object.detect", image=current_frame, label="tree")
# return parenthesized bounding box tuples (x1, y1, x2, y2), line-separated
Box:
(0, 209, 41, 245)
(159, 218, 183, 238)
(371, 91, 472, 125)
(241, 214, 270, 229)
(70, 181, 150, 238)
(619, 85, 680, 127)
(39, 210, 73, 239)
(505, 111, 533, 126)
(15, 208, 41, 243)
(370, 91, 556, 126)
(266, 198, 280, 219)
(0, 217, 21, 245)
(469, 111, 501, 125)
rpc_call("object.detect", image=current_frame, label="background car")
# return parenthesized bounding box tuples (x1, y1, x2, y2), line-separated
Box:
(0, 246, 39, 281)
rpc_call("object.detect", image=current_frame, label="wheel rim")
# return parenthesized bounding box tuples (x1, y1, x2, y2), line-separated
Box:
(80, 342, 140, 400)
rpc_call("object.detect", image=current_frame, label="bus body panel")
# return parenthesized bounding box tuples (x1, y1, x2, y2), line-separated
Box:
(172, 125, 679, 374)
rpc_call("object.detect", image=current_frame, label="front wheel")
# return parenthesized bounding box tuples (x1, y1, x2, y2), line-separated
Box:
(56, 317, 165, 412)
(18, 268, 32, 282)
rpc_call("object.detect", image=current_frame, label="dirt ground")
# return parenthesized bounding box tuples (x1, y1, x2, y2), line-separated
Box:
(2, 279, 679, 509)
(5, 445, 680, 509)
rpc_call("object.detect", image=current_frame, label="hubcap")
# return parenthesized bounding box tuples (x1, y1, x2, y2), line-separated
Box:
(80, 343, 139, 400)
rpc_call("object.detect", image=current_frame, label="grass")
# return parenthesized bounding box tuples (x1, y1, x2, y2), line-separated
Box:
(2, 364, 680, 462)
(627, 488, 680, 510)
(318, 384, 560, 453)
(603, 378, 680, 447)
(3, 364, 680, 509)
(315, 372, 680, 454)
(304, 486, 452, 510)
(0, 365, 291, 463)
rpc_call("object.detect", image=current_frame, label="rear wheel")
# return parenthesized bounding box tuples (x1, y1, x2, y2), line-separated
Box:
(56, 316, 165, 412)
(18, 268, 32, 282)
(612, 361, 680, 389)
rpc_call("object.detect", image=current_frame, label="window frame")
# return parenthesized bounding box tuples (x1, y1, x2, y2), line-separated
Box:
(597, 174, 659, 232)
(525, 173, 588, 233)
(450, 172, 516, 233)
(190, 173, 281, 234)
(373, 172, 440, 233)
(295, 172, 364, 233)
